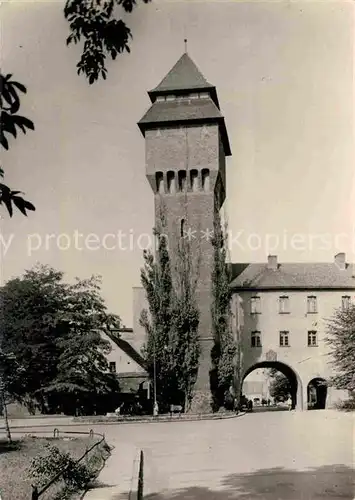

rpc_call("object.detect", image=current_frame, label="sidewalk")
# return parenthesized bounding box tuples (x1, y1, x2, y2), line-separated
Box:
(0, 416, 74, 429)
(83, 442, 141, 500)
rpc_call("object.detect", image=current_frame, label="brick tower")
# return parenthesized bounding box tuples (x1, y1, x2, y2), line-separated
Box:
(138, 52, 231, 411)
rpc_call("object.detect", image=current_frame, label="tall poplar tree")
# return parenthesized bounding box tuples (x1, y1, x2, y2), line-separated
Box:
(211, 214, 238, 410)
(140, 216, 200, 412)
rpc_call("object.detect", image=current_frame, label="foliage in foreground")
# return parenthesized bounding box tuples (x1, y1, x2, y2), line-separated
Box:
(30, 443, 93, 492)
(65, 0, 152, 83)
(0, 264, 121, 415)
(326, 304, 355, 393)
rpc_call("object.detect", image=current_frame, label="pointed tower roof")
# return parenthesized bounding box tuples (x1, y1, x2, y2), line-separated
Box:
(138, 52, 231, 156)
(150, 53, 214, 92)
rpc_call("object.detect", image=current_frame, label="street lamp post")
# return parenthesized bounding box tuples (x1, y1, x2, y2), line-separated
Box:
(153, 335, 158, 416)
(152, 230, 159, 417)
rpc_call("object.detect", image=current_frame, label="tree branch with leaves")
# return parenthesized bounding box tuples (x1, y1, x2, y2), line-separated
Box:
(64, 0, 151, 84)
(0, 73, 35, 216)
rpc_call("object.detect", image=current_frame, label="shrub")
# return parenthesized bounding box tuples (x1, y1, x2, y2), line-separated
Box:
(29, 443, 93, 491)
(334, 395, 355, 412)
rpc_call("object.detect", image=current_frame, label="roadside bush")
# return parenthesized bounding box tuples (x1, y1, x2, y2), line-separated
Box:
(334, 395, 355, 412)
(29, 443, 93, 491)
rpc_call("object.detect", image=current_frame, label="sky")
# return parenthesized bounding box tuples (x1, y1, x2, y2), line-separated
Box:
(1, 0, 354, 326)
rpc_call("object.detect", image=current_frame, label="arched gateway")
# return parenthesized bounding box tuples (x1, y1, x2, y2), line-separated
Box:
(242, 361, 303, 411)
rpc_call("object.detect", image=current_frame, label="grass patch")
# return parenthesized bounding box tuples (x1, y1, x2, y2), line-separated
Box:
(0, 436, 110, 500)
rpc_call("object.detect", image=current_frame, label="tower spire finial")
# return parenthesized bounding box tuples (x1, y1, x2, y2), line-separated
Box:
(184, 38, 188, 53)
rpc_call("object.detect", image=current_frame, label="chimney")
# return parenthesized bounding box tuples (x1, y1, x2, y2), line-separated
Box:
(334, 252, 346, 270)
(267, 255, 278, 270)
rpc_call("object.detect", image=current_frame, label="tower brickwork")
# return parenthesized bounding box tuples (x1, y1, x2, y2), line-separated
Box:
(138, 53, 231, 409)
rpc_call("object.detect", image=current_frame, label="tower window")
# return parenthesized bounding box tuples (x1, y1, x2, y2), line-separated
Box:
(180, 218, 185, 237)
(201, 169, 210, 192)
(178, 170, 187, 192)
(167, 171, 175, 194)
(307, 330, 318, 347)
(279, 331, 289, 347)
(251, 331, 261, 347)
(156, 172, 164, 194)
(190, 169, 199, 192)
(307, 296, 318, 314)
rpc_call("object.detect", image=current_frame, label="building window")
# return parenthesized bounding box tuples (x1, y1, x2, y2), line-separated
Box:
(201, 168, 210, 192)
(251, 297, 261, 314)
(178, 170, 187, 191)
(307, 330, 318, 347)
(251, 331, 261, 347)
(190, 169, 199, 192)
(342, 296, 351, 311)
(109, 362, 116, 373)
(279, 331, 289, 347)
(167, 171, 175, 194)
(279, 296, 290, 314)
(156, 172, 164, 194)
(307, 296, 318, 314)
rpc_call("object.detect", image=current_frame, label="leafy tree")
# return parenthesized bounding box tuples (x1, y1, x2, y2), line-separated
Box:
(0, 264, 121, 415)
(0, 73, 35, 216)
(269, 370, 291, 402)
(140, 228, 175, 410)
(140, 218, 200, 412)
(211, 214, 237, 410)
(326, 304, 355, 394)
(64, 0, 151, 84)
(172, 237, 200, 411)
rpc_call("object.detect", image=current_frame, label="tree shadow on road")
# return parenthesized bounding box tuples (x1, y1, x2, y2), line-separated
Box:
(140, 464, 354, 500)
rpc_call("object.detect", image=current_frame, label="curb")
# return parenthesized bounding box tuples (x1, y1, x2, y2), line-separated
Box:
(129, 449, 144, 500)
(73, 411, 246, 426)
(0, 412, 246, 431)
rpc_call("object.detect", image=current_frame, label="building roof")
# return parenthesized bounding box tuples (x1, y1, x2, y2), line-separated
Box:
(139, 97, 222, 124)
(148, 53, 216, 101)
(230, 262, 355, 290)
(138, 52, 231, 156)
(138, 97, 231, 156)
(117, 373, 148, 393)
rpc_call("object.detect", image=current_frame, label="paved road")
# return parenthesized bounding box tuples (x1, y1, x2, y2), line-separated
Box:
(1, 410, 354, 499)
